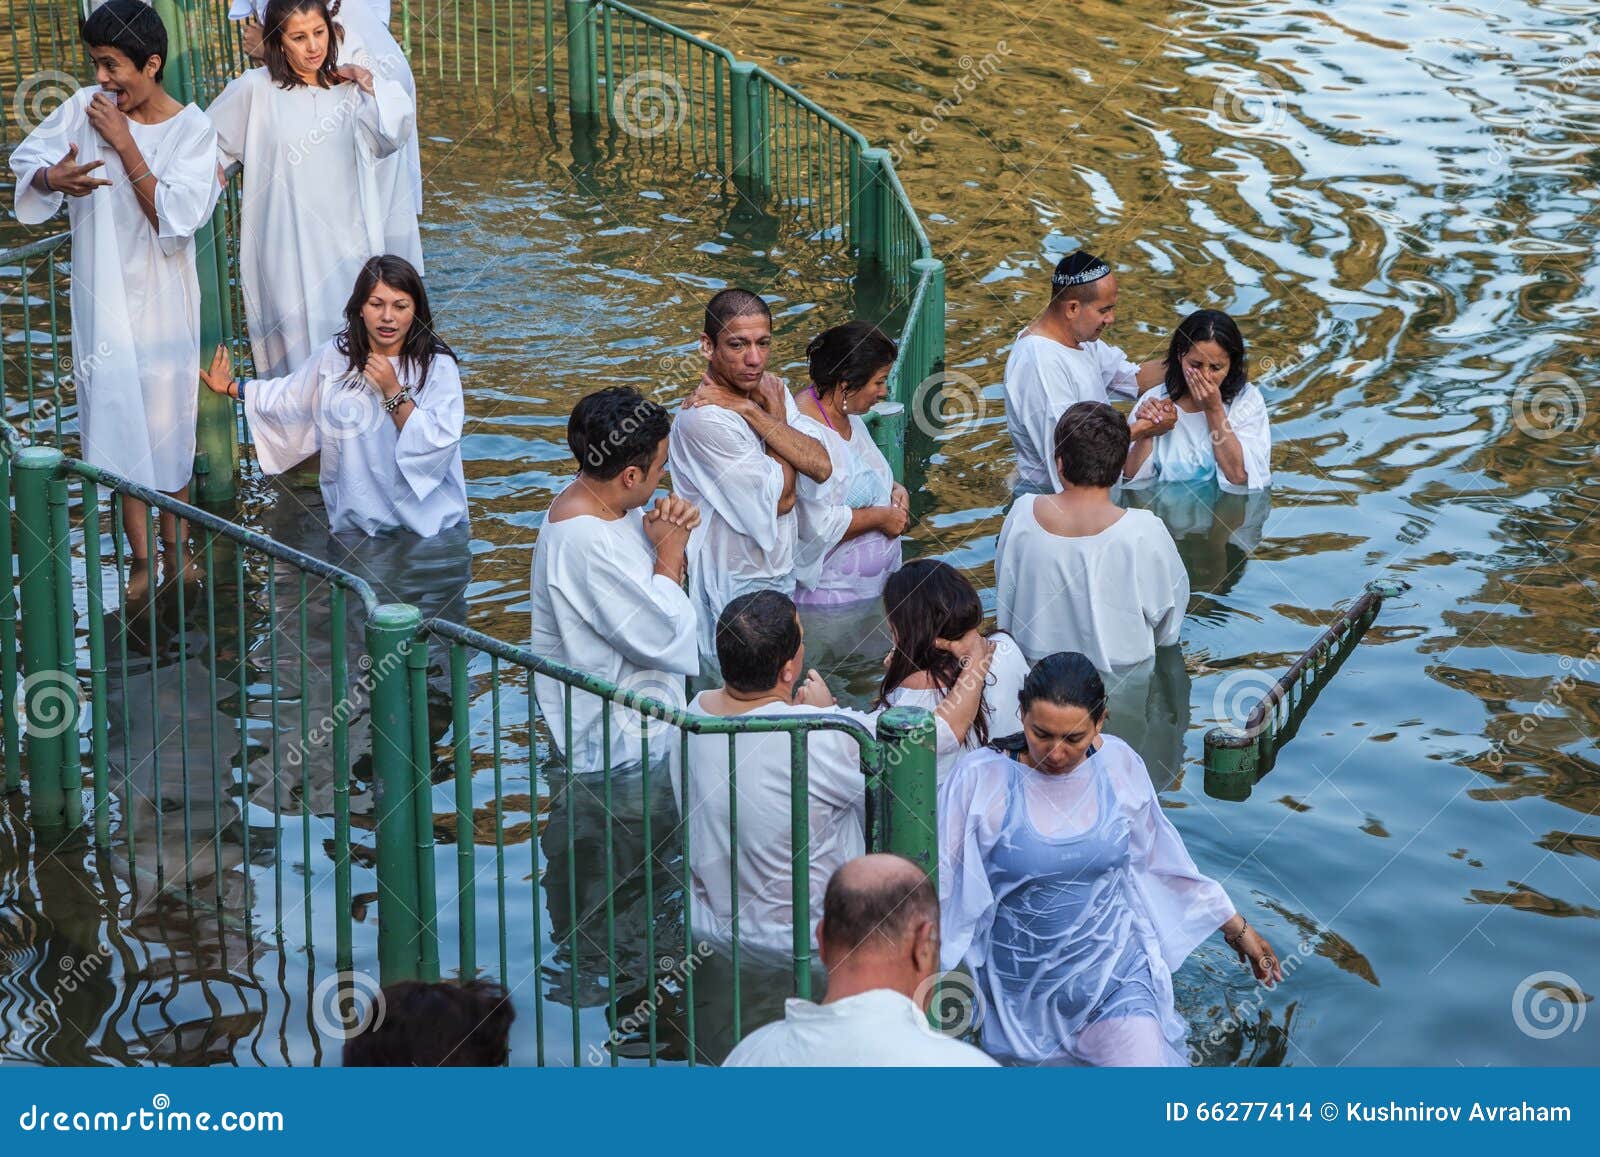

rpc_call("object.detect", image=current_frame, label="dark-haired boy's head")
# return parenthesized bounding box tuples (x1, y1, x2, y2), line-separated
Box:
(715, 590, 803, 694)
(699, 289, 773, 393)
(568, 387, 672, 488)
(82, 0, 168, 86)
(1053, 401, 1130, 488)
(342, 980, 515, 1067)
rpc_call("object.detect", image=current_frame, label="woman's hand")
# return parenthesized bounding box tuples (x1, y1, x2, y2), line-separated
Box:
(1225, 920, 1283, 986)
(1131, 396, 1178, 439)
(875, 503, 910, 536)
(890, 482, 910, 512)
(335, 63, 375, 93)
(362, 352, 402, 399)
(1184, 363, 1226, 413)
(199, 344, 235, 396)
(935, 631, 996, 684)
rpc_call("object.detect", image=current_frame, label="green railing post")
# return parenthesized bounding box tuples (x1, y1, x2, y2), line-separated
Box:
(910, 255, 947, 400)
(1203, 726, 1258, 801)
(370, 602, 424, 983)
(855, 146, 888, 267)
(0, 444, 21, 792)
(13, 447, 67, 830)
(47, 472, 81, 830)
(565, 0, 598, 120)
(875, 707, 938, 885)
(867, 400, 906, 483)
(730, 61, 769, 199)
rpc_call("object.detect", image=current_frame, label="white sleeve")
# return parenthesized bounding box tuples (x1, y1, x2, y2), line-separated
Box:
(670, 408, 786, 552)
(1107, 744, 1235, 971)
(1222, 386, 1272, 492)
(1145, 519, 1189, 648)
(791, 416, 851, 583)
(355, 75, 413, 159)
(9, 91, 86, 225)
(938, 752, 1002, 972)
(242, 349, 329, 474)
(1018, 362, 1066, 494)
(992, 500, 1026, 635)
(206, 72, 255, 169)
(555, 525, 701, 676)
(152, 111, 223, 256)
(394, 355, 464, 502)
(1096, 341, 1141, 399)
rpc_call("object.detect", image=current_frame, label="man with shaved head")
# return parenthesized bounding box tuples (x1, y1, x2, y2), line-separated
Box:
(721, 854, 997, 1066)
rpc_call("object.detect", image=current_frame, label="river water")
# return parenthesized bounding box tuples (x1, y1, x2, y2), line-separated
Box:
(3, 0, 1598, 1065)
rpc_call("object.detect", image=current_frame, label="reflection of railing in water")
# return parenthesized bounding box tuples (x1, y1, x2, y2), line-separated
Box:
(1203, 580, 1409, 800)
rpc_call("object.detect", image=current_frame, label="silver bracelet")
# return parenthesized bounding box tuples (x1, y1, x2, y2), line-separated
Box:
(382, 387, 411, 413)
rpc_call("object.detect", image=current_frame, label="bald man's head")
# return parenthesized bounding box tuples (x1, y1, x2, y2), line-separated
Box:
(820, 854, 937, 957)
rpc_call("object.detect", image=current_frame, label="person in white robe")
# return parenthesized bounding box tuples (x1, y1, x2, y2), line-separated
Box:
(207, 0, 419, 378)
(877, 560, 1030, 786)
(1003, 250, 1164, 492)
(199, 255, 465, 536)
(666, 290, 832, 662)
(995, 401, 1189, 671)
(939, 652, 1282, 1066)
(671, 590, 990, 960)
(529, 386, 701, 774)
(9, 0, 221, 565)
(229, 0, 422, 218)
(1123, 309, 1271, 491)
(791, 321, 906, 606)
(723, 855, 997, 1067)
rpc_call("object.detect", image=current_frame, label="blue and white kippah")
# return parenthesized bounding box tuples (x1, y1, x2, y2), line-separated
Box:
(1051, 251, 1111, 290)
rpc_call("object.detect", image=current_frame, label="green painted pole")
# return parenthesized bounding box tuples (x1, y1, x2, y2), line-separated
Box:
(564, 0, 598, 120)
(867, 400, 906, 483)
(13, 447, 66, 829)
(408, 630, 439, 982)
(0, 445, 21, 792)
(369, 602, 424, 983)
(730, 61, 769, 199)
(48, 475, 81, 830)
(1203, 726, 1257, 801)
(910, 255, 947, 407)
(855, 147, 888, 268)
(80, 481, 110, 845)
(876, 707, 938, 886)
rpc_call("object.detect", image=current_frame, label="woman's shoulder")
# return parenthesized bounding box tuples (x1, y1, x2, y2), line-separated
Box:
(1091, 734, 1158, 801)
(1227, 380, 1268, 414)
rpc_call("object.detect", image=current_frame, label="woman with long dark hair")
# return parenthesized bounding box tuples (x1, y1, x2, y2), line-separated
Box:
(791, 321, 909, 605)
(876, 560, 1030, 784)
(1123, 309, 1271, 491)
(199, 255, 466, 536)
(207, 0, 420, 376)
(939, 652, 1281, 1066)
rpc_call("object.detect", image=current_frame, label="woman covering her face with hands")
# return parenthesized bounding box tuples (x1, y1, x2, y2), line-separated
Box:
(201, 255, 467, 537)
(1123, 310, 1271, 491)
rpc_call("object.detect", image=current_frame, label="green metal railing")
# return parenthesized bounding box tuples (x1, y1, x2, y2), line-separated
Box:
(1203, 579, 1409, 800)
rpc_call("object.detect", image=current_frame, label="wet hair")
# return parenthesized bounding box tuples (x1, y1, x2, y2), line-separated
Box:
(1018, 652, 1106, 722)
(702, 288, 771, 344)
(341, 980, 515, 1067)
(875, 559, 995, 747)
(716, 590, 801, 694)
(335, 255, 455, 391)
(81, 0, 168, 81)
(262, 0, 341, 89)
(821, 857, 937, 955)
(1049, 249, 1113, 307)
(1163, 309, 1248, 406)
(1052, 400, 1130, 488)
(805, 321, 898, 402)
(568, 387, 671, 480)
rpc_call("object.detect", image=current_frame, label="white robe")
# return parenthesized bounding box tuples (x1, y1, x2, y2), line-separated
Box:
(668, 391, 803, 661)
(9, 90, 220, 491)
(790, 411, 901, 603)
(528, 509, 700, 774)
(242, 338, 466, 536)
(1003, 330, 1140, 492)
(722, 990, 999, 1067)
(669, 696, 874, 960)
(995, 496, 1189, 671)
(1125, 383, 1272, 491)
(207, 67, 419, 378)
(939, 737, 1236, 1065)
(884, 632, 1031, 785)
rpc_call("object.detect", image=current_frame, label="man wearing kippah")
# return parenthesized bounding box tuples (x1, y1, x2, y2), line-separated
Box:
(1003, 250, 1165, 491)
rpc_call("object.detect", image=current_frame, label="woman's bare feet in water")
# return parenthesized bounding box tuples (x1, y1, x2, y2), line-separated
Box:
(126, 556, 154, 604)
(162, 541, 206, 587)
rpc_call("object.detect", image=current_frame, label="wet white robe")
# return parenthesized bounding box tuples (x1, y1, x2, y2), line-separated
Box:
(884, 632, 1031, 786)
(529, 509, 700, 773)
(1003, 330, 1140, 491)
(1125, 383, 1272, 491)
(722, 990, 999, 1067)
(939, 737, 1236, 1065)
(10, 89, 220, 491)
(790, 411, 901, 604)
(207, 66, 419, 377)
(995, 496, 1189, 670)
(242, 339, 466, 536)
(668, 390, 803, 661)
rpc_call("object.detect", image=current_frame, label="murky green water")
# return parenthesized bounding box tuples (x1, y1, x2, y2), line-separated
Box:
(4, 0, 1599, 1065)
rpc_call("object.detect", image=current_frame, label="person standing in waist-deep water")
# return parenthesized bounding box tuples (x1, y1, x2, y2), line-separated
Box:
(207, 0, 420, 377)
(9, 0, 221, 581)
(939, 653, 1282, 1066)
(667, 289, 833, 664)
(1003, 249, 1165, 492)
